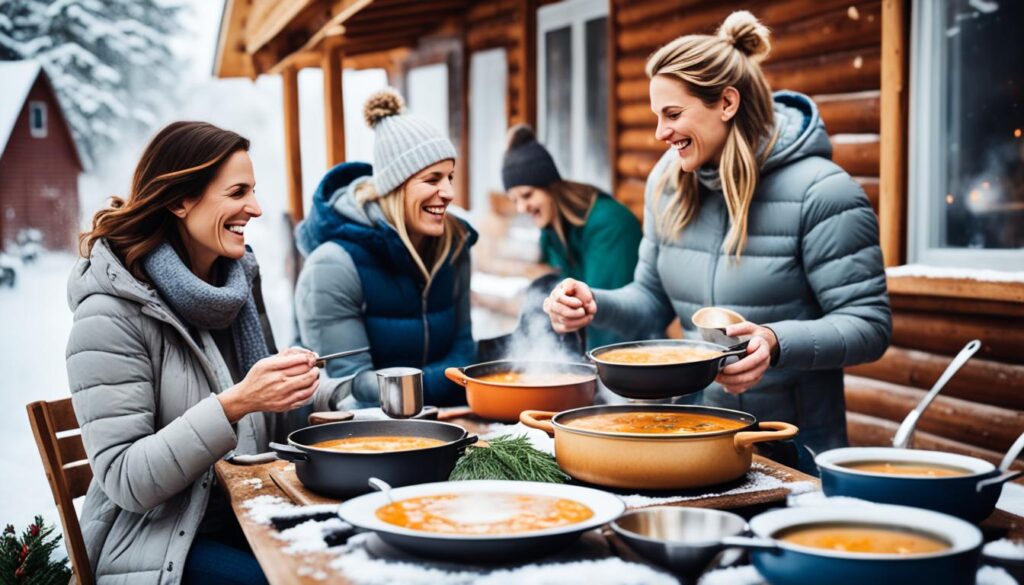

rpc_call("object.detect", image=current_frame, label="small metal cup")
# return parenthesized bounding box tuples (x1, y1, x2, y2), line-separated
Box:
(692, 306, 746, 347)
(376, 367, 423, 419)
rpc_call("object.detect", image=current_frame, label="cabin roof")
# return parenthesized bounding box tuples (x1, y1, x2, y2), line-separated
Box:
(0, 60, 83, 168)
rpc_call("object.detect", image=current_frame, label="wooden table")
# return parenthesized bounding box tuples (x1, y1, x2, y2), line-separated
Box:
(214, 409, 1024, 585)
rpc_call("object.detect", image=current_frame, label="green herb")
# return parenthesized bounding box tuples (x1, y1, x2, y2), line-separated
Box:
(449, 434, 569, 483)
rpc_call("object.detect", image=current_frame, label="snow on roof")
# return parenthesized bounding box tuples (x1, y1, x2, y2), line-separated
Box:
(0, 61, 42, 157)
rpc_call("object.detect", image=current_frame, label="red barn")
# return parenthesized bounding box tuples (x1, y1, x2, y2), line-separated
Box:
(0, 61, 82, 251)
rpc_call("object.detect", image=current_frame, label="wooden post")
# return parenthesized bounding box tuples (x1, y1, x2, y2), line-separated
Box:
(322, 36, 346, 167)
(281, 65, 304, 221)
(879, 0, 908, 267)
(607, 0, 620, 198)
(456, 33, 470, 210)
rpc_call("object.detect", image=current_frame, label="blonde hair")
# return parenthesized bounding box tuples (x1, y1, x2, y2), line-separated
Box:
(354, 179, 467, 281)
(646, 10, 778, 257)
(544, 181, 598, 265)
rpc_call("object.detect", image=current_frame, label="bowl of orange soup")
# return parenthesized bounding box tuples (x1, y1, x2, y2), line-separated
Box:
(588, 339, 748, 399)
(721, 504, 982, 585)
(337, 479, 625, 562)
(815, 446, 1021, 522)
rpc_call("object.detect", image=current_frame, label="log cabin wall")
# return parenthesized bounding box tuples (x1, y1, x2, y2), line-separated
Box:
(610, 0, 881, 218)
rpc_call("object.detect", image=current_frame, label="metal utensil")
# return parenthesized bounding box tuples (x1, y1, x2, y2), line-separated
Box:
(376, 367, 423, 419)
(314, 346, 370, 368)
(692, 306, 746, 346)
(368, 477, 394, 504)
(892, 339, 981, 449)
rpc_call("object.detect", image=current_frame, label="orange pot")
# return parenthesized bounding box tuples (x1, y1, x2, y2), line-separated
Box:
(444, 360, 597, 422)
(521, 404, 799, 490)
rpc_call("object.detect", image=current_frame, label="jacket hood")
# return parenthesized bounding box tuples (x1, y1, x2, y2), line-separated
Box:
(761, 90, 832, 174)
(68, 239, 162, 313)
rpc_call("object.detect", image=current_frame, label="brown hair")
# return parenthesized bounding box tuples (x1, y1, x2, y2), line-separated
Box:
(80, 121, 250, 282)
(545, 181, 599, 264)
(646, 10, 778, 257)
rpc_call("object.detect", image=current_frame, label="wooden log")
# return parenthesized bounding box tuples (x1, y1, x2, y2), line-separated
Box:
(617, 78, 652, 103)
(815, 91, 881, 134)
(846, 412, 1024, 474)
(831, 135, 880, 177)
(281, 65, 304, 221)
(887, 274, 1024, 304)
(617, 178, 647, 209)
(848, 346, 1024, 411)
(844, 375, 1024, 453)
(321, 39, 345, 167)
(855, 176, 879, 211)
(763, 48, 881, 96)
(616, 54, 650, 80)
(890, 294, 1024, 319)
(879, 0, 908, 267)
(616, 2, 735, 53)
(617, 151, 661, 181)
(892, 311, 1024, 364)
(467, 0, 517, 24)
(467, 19, 516, 52)
(615, 0, 705, 28)
(620, 128, 666, 153)
(768, 1, 882, 63)
(617, 101, 656, 128)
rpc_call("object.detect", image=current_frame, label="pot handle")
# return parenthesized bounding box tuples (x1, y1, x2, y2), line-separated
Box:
(720, 536, 780, 553)
(269, 441, 309, 462)
(719, 340, 750, 361)
(520, 410, 557, 436)
(734, 421, 799, 452)
(977, 469, 1023, 493)
(452, 434, 480, 450)
(445, 367, 469, 386)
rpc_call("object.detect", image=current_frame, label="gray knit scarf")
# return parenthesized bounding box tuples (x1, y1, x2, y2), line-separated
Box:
(142, 242, 269, 375)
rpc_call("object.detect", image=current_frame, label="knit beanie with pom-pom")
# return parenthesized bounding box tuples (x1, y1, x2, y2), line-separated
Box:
(363, 88, 457, 196)
(501, 124, 562, 191)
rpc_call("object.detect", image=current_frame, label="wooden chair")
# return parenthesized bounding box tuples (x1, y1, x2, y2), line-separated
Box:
(27, 398, 94, 585)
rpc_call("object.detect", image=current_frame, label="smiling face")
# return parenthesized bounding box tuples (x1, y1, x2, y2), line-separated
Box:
(507, 185, 555, 228)
(403, 159, 456, 248)
(650, 75, 738, 173)
(172, 150, 261, 279)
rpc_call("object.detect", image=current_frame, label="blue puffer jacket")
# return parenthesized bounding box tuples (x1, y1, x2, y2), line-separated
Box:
(294, 162, 478, 406)
(592, 91, 892, 455)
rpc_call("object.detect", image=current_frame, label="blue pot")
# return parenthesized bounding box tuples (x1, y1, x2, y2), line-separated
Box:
(815, 447, 1020, 522)
(723, 505, 982, 585)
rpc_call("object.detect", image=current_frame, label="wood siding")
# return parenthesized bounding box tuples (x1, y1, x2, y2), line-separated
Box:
(0, 75, 81, 251)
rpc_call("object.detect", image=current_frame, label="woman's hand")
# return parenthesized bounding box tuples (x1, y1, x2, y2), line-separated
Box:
(218, 348, 320, 423)
(543, 278, 597, 334)
(714, 322, 779, 394)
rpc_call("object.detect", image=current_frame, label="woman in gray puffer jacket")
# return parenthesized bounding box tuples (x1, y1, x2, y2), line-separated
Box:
(66, 122, 347, 584)
(545, 12, 891, 472)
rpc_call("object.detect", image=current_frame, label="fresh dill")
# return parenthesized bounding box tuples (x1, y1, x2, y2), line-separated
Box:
(449, 434, 569, 483)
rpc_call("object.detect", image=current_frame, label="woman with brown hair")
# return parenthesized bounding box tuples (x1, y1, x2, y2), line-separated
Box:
(501, 124, 642, 350)
(66, 121, 338, 584)
(544, 11, 891, 471)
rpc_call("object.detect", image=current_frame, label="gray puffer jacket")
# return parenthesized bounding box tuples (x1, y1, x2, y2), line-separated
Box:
(65, 240, 346, 584)
(592, 91, 891, 453)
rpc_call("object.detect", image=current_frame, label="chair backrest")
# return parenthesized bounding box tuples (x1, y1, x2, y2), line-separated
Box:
(27, 398, 94, 585)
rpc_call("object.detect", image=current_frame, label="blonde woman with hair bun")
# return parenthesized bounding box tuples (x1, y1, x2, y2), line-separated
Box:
(544, 10, 891, 471)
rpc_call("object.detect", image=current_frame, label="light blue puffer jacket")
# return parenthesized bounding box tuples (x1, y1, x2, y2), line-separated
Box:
(592, 91, 892, 453)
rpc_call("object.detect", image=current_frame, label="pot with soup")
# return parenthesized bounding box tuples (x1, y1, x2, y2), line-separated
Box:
(721, 504, 982, 585)
(268, 419, 477, 497)
(815, 436, 1024, 522)
(337, 479, 625, 561)
(520, 404, 798, 490)
(587, 339, 749, 399)
(444, 360, 597, 422)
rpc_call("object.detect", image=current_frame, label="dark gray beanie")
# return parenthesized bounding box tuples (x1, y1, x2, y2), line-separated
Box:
(502, 124, 562, 191)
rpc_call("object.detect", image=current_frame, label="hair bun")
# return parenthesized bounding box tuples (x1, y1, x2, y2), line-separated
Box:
(363, 88, 405, 128)
(505, 124, 537, 150)
(717, 10, 771, 64)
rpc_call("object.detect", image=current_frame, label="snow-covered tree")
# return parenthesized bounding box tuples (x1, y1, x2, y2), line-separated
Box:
(0, 0, 185, 168)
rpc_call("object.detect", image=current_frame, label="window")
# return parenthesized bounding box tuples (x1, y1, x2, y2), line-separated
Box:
(469, 48, 508, 212)
(908, 0, 1024, 270)
(537, 0, 610, 191)
(406, 63, 450, 142)
(29, 101, 47, 138)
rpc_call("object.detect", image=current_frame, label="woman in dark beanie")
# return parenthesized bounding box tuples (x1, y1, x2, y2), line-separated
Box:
(295, 89, 477, 407)
(67, 121, 340, 584)
(502, 124, 642, 350)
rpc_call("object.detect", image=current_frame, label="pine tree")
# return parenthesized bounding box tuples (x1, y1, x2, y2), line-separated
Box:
(0, 516, 71, 585)
(0, 0, 185, 168)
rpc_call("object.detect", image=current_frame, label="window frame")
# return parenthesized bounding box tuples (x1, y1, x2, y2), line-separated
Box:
(907, 0, 1023, 271)
(28, 101, 47, 138)
(537, 0, 610, 191)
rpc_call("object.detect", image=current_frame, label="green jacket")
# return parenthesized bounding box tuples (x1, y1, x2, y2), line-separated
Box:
(540, 192, 641, 349)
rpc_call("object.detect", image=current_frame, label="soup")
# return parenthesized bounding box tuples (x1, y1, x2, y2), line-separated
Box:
(565, 412, 747, 435)
(840, 461, 972, 478)
(311, 436, 445, 453)
(475, 371, 592, 385)
(777, 523, 950, 556)
(376, 493, 594, 535)
(597, 345, 721, 365)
